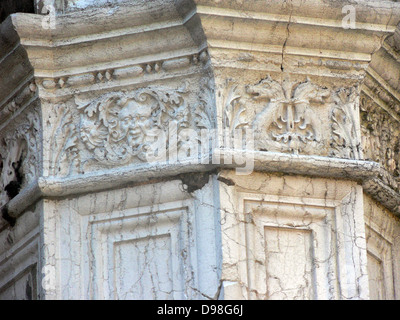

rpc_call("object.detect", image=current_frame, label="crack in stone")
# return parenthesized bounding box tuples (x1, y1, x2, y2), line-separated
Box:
(281, 2, 293, 72)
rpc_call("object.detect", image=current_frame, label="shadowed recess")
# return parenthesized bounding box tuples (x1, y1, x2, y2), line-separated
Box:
(0, 0, 35, 24)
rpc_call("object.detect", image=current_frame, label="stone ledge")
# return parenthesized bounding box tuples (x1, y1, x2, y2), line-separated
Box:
(3, 151, 399, 221)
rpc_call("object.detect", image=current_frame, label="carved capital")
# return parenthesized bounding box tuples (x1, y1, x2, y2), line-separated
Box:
(44, 80, 215, 177)
(218, 76, 362, 158)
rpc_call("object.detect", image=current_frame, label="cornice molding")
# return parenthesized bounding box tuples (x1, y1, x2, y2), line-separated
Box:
(193, 0, 400, 25)
(361, 28, 400, 123)
(189, 0, 400, 78)
(0, 1, 204, 88)
(0, 1, 209, 105)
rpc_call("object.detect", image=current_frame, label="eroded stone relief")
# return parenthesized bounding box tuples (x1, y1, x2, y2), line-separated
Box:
(45, 80, 215, 176)
(331, 87, 362, 160)
(248, 77, 330, 155)
(1, 0, 400, 302)
(218, 76, 361, 158)
(361, 93, 400, 179)
(43, 74, 369, 177)
(0, 108, 40, 206)
(77, 86, 189, 164)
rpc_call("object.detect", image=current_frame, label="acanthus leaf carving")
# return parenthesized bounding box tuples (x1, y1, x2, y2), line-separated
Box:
(47, 82, 215, 177)
(48, 103, 80, 176)
(223, 83, 248, 133)
(195, 79, 215, 130)
(330, 87, 362, 160)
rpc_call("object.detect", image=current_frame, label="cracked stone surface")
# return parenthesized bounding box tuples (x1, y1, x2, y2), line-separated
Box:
(217, 170, 369, 300)
(0, 0, 400, 300)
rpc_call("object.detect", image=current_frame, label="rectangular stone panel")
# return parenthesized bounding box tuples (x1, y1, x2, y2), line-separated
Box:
(367, 252, 386, 300)
(90, 207, 188, 300)
(366, 225, 395, 300)
(0, 265, 37, 300)
(114, 234, 173, 300)
(219, 172, 368, 300)
(364, 194, 400, 300)
(42, 179, 222, 300)
(264, 227, 314, 300)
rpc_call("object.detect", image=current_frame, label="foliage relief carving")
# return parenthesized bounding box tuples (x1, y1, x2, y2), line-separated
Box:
(48, 84, 196, 176)
(247, 77, 329, 155)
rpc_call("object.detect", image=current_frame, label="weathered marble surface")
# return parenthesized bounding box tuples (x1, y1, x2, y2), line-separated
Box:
(364, 195, 400, 300)
(0, 0, 400, 300)
(38, 178, 222, 299)
(217, 171, 368, 300)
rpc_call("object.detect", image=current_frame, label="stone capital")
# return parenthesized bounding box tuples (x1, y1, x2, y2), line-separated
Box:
(1, 0, 400, 219)
(2, 0, 400, 301)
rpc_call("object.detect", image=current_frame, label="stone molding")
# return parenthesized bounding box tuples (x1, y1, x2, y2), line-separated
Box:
(192, 0, 400, 79)
(3, 151, 400, 222)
